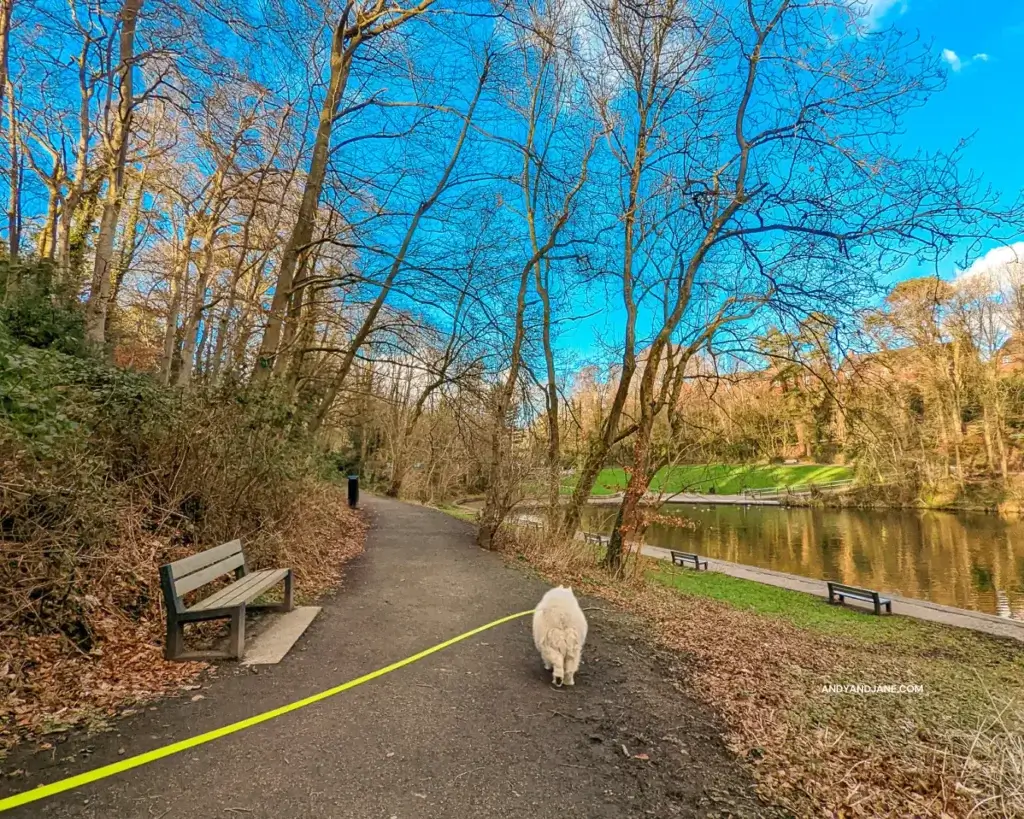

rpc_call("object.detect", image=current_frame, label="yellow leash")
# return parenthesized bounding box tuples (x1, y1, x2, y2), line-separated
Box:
(0, 609, 535, 814)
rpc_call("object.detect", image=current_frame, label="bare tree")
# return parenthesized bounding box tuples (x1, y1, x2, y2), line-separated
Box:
(558, 0, 1022, 570)
(253, 0, 436, 380)
(84, 0, 143, 345)
(309, 51, 492, 432)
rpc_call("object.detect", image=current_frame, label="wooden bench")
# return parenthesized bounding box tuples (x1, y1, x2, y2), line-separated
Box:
(670, 550, 708, 570)
(826, 581, 892, 615)
(160, 539, 294, 661)
(583, 532, 610, 547)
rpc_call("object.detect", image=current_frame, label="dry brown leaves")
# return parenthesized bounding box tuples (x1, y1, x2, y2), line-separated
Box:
(277, 482, 366, 602)
(0, 480, 364, 756)
(500, 532, 993, 818)
(0, 622, 206, 752)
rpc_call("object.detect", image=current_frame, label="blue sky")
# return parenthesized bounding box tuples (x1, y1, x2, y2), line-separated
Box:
(554, 0, 1024, 365)
(880, 0, 1024, 273)
(896, 0, 1024, 191)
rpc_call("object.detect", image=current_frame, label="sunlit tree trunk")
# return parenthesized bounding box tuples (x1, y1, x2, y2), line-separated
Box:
(85, 0, 142, 346)
(6, 83, 20, 260)
(160, 221, 196, 384)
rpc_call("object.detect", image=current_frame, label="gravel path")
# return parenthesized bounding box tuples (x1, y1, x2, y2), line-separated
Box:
(2, 496, 776, 818)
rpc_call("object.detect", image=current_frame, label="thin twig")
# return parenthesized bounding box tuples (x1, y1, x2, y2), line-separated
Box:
(451, 765, 486, 784)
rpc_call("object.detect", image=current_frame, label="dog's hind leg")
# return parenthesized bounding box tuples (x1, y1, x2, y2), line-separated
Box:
(564, 647, 581, 686)
(541, 645, 565, 686)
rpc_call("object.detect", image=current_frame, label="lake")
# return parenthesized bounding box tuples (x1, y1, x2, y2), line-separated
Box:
(575, 503, 1024, 617)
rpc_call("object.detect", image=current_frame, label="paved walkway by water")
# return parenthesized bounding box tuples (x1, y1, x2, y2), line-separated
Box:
(641, 546, 1024, 643)
(1, 497, 774, 819)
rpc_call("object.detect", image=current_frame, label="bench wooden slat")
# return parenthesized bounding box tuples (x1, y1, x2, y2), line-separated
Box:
(189, 569, 289, 612)
(169, 539, 243, 579)
(174, 551, 245, 597)
(835, 589, 888, 602)
(207, 569, 288, 609)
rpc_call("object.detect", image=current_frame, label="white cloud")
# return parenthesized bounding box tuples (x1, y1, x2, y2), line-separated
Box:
(852, 0, 908, 32)
(942, 48, 991, 73)
(956, 243, 1024, 285)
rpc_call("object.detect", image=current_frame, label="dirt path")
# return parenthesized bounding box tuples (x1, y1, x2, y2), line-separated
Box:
(1, 497, 777, 818)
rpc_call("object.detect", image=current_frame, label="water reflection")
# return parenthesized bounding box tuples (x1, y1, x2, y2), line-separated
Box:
(576, 503, 1024, 616)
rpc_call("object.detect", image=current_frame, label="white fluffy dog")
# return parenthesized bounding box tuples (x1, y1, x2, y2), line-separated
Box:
(532, 586, 588, 687)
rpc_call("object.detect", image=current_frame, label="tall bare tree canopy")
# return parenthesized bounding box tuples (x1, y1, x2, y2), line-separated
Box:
(1, 0, 1021, 548)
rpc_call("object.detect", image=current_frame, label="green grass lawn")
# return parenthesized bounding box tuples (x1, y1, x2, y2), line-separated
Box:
(432, 503, 479, 522)
(649, 563, 919, 643)
(562, 463, 853, 496)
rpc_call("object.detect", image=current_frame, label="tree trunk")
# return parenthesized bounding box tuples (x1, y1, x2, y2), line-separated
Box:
(533, 257, 560, 527)
(211, 179, 265, 381)
(85, 0, 142, 346)
(253, 2, 436, 378)
(176, 253, 212, 387)
(253, 13, 356, 380)
(0, 0, 13, 248)
(606, 366, 662, 573)
(160, 223, 195, 384)
(6, 82, 20, 260)
(0, 1, 12, 114)
(607, 478, 649, 575)
(57, 36, 95, 278)
(195, 308, 211, 379)
(386, 448, 407, 498)
(37, 185, 60, 260)
(178, 174, 226, 387)
(107, 163, 148, 335)
(476, 258, 531, 550)
(981, 403, 997, 475)
(562, 435, 614, 537)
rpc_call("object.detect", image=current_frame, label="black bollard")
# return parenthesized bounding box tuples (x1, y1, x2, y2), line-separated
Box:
(347, 474, 359, 508)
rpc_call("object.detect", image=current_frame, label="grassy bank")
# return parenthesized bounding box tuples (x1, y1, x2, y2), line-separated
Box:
(500, 527, 1024, 818)
(563, 463, 853, 496)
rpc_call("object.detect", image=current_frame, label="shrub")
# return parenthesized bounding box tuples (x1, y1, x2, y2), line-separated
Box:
(0, 271, 328, 722)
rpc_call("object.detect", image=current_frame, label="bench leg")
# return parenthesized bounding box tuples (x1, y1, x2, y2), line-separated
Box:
(280, 571, 294, 612)
(228, 606, 246, 659)
(165, 615, 185, 661)
(873, 599, 881, 616)
(885, 601, 892, 614)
